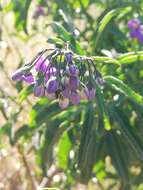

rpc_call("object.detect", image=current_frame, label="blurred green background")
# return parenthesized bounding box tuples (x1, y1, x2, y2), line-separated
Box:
(1, 0, 143, 190)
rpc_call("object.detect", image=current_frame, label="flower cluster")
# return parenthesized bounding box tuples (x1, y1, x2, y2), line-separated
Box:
(128, 18, 143, 43)
(12, 48, 103, 109)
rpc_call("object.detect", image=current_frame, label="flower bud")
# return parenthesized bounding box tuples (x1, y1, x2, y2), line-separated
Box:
(46, 76, 58, 94)
(62, 87, 71, 98)
(128, 19, 140, 30)
(67, 64, 79, 76)
(69, 76, 79, 91)
(35, 56, 49, 72)
(33, 85, 45, 97)
(70, 92, 80, 105)
(65, 52, 73, 63)
(87, 88, 96, 100)
(22, 73, 34, 84)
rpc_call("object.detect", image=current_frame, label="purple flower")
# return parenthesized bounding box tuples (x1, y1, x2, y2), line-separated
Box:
(67, 64, 79, 76)
(70, 92, 80, 105)
(130, 29, 139, 38)
(128, 19, 141, 30)
(45, 66, 57, 81)
(65, 52, 73, 63)
(12, 67, 34, 84)
(33, 6, 45, 19)
(35, 56, 49, 72)
(59, 98, 69, 109)
(62, 87, 71, 98)
(22, 73, 34, 84)
(46, 76, 58, 94)
(12, 70, 23, 81)
(33, 85, 45, 97)
(85, 88, 96, 100)
(138, 25, 143, 43)
(69, 76, 79, 91)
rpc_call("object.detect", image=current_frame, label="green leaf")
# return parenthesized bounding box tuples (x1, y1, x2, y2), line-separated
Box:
(11, 0, 32, 33)
(104, 75, 143, 105)
(47, 37, 64, 48)
(19, 85, 34, 102)
(118, 51, 143, 65)
(96, 85, 111, 131)
(108, 105, 143, 160)
(50, 22, 85, 55)
(95, 9, 118, 47)
(106, 131, 129, 183)
(57, 130, 72, 170)
(95, 7, 131, 47)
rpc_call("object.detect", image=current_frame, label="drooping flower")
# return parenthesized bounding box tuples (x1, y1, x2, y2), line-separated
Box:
(12, 47, 103, 108)
(33, 84, 45, 97)
(35, 56, 49, 72)
(22, 73, 34, 84)
(128, 19, 141, 30)
(67, 64, 79, 76)
(65, 52, 73, 63)
(85, 88, 96, 100)
(128, 18, 143, 43)
(46, 76, 58, 94)
(62, 87, 71, 98)
(12, 70, 23, 81)
(70, 92, 80, 105)
(69, 76, 79, 91)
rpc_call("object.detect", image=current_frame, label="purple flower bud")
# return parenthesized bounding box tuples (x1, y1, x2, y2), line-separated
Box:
(65, 52, 73, 63)
(46, 76, 58, 94)
(95, 77, 104, 85)
(128, 19, 141, 30)
(70, 92, 80, 105)
(138, 25, 143, 43)
(130, 29, 139, 39)
(69, 76, 79, 91)
(62, 87, 71, 98)
(86, 88, 96, 100)
(22, 73, 34, 84)
(59, 98, 69, 109)
(35, 56, 49, 72)
(33, 85, 45, 97)
(67, 64, 79, 76)
(12, 71, 23, 81)
(33, 6, 45, 19)
(46, 66, 57, 81)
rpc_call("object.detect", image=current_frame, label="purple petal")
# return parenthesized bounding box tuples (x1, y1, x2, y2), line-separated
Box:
(69, 76, 79, 91)
(22, 73, 34, 84)
(67, 64, 79, 76)
(130, 29, 139, 38)
(46, 76, 58, 94)
(128, 19, 141, 30)
(12, 71, 23, 81)
(87, 89, 96, 100)
(137, 25, 143, 43)
(65, 52, 73, 63)
(35, 56, 49, 72)
(70, 92, 80, 105)
(34, 85, 45, 97)
(62, 87, 71, 98)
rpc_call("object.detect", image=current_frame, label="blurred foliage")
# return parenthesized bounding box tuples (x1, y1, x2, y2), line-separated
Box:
(1, 0, 143, 190)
